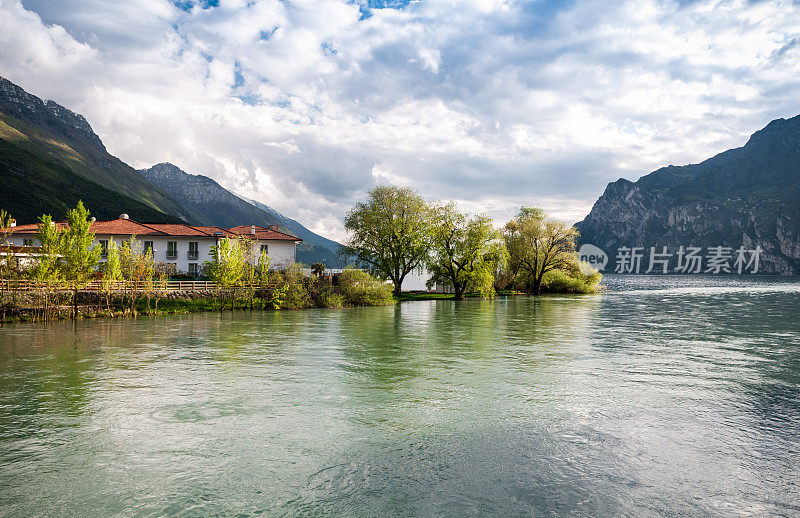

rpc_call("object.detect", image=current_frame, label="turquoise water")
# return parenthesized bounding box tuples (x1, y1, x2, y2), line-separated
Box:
(1, 276, 798, 516)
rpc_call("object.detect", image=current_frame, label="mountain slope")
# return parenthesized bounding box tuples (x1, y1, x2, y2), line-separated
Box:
(0, 76, 195, 222)
(139, 163, 342, 266)
(0, 136, 183, 223)
(576, 114, 800, 274)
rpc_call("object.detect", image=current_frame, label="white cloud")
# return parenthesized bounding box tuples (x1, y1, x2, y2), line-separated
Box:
(1, 0, 799, 240)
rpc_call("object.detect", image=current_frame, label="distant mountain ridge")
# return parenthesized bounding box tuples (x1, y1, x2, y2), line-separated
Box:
(576, 114, 800, 274)
(139, 163, 343, 266)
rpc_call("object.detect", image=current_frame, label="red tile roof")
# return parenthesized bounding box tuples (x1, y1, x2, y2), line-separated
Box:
(192, 226, 240, 238)
(3, 219, 302, 242)
(228, 225, 302, 242)
(90, 219, 166, 236)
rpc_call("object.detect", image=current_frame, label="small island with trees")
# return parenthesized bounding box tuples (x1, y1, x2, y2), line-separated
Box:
(0, 186, 600, 323)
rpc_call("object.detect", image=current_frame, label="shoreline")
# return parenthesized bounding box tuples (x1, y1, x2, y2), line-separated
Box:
(0, 288, 593, 325)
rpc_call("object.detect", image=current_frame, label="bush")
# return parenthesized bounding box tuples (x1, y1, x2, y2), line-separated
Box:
(280, 263, 312, 309)
(540, 269, 602, 294)
(337, 269, 394, 306)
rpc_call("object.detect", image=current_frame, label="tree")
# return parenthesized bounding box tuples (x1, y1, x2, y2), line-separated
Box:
(311, 262, 326, 277)
(205, 236, 248, 310)
(29, 214, 64, 320)
(0, 209, 15, 279)
(101, 239, 121, 312)
(118, 237, 155, 316)
(342, 185, 432, 296)
(427, 203, 502, 300)
(61, 201, 101, 319)
(503, 206, 579, 295)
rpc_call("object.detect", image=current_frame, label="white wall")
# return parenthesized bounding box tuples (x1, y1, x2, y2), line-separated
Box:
(401, 269, 433, 291)
(8, 235, 297, 273)
(252, 239, 295, 268)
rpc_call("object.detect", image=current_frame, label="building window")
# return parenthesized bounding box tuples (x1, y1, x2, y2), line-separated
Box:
(23, 238, 34, 247)
(99, 240, 109, 258)
(188, 263, 198, 277)
(260, 244, 269, 255)
(188, 241, 199, 260)
(144, 241, 154, 254)
(166, 241, 178, 259)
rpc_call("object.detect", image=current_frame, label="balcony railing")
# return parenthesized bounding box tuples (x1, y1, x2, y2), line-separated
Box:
(187, 250, 199, 260)
(166, 251, 178, 260)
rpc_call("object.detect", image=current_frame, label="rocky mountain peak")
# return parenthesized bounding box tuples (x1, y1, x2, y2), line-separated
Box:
(576, 114, 800, 274)
(0, 76, 103, 147)
(744, 114, 800, 151)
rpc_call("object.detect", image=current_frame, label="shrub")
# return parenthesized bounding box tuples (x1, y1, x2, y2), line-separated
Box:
(540, 269, 602, 294)
(337, 269, 394, 306)
(280, 263, 312, 309)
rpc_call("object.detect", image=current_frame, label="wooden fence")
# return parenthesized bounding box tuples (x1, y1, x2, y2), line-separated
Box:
(0, 279, 222, 292)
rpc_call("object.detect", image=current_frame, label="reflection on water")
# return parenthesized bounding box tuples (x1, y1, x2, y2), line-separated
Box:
(0, 277, 799, 515)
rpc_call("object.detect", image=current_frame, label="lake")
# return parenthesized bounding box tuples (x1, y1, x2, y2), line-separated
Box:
(1, 275, 798, 516)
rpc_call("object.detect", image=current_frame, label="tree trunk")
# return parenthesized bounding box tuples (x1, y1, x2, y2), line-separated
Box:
(73, 287, 78, 320)
(532, 276, 542, 296)
(454, 284, 465, 301)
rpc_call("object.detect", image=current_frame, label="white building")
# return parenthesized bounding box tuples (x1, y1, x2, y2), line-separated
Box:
(5, 215, 302, 275)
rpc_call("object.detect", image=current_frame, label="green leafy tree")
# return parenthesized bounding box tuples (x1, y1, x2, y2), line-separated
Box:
(503, 206, 579, 295)
(255, 251, 285, 309)
(101, 239, 122, 312)
(427, 203, 502, 300)
(205, 236, 248, 310)
(0, 209, 15, 278)
(342, 185, 432, 296)
(61, 201, 101, 318)
(119, 237, 156, 315)
(30, 214, 64, 320)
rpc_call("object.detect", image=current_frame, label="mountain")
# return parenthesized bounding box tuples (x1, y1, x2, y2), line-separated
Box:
(0, 76, 193, 222)
(576, 114, 800, 274)
(139, 163, 343, 266)
(0, 137, 184, 223)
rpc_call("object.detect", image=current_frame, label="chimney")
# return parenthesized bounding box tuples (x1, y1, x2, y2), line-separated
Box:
(90, 217, 96, 222)
(119, 213, 129, 220)
(9, 219, 15, 228)
(251, 225, 256, 235)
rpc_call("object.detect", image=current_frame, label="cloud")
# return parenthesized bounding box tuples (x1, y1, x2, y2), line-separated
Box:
(2, 0, 799, 240)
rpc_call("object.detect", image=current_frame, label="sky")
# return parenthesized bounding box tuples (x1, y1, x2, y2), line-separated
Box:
(1, 0, 799, 241)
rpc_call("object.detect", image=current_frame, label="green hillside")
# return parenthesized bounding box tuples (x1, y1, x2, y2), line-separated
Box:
(0, 135, 183, 224)
(0, 76, 197, 223)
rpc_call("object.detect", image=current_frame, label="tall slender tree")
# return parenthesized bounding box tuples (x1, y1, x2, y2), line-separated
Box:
(0, 209, 15, 279)
(31, 214, 64, 320)
(342, 185, 432, 296)
(205, 236, 248, 310)
(102, 239, 121, 312)
(61, 201, 101, 318)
